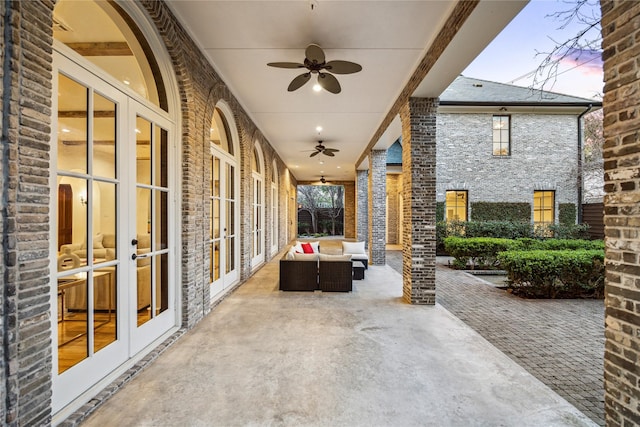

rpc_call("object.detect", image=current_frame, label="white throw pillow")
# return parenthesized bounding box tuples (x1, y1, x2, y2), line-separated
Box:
(319, 254, 352, 262)
(293, 253, 319, 261)
(342, 241, 365, 255)
(296, 241, 320, 253)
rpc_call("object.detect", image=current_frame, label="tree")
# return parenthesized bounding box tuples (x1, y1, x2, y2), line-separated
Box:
(532, 0, 602, 95)
(297, 185, 321, 233)
(326, 185, 344, 235)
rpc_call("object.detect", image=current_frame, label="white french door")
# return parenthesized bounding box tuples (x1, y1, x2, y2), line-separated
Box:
(210, 149, 239, 299)
(128, 102, 176, 355)
(251, 173, 265, 268)
(52, 49, 177, 411)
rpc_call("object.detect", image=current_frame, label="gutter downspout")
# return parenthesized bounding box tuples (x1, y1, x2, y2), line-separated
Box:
(577, 104, 593, 224)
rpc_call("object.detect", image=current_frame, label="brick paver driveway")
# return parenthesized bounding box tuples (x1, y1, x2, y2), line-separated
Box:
(386, 251, 605, 426)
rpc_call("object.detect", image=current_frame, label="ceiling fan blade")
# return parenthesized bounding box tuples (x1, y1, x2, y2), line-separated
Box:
(325, 60, 362, 74)
(323, 151, 335, 157)
(267, 62, 305, 69)
(305, 44, 325, 64)
(310, 150, 321, 157)
(318, 72, 341, 94)
(287, 73, 311, 91)
(324, 148, 339, 153)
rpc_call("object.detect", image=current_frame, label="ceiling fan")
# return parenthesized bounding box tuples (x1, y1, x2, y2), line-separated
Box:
(310, 140, 339, 157)
(267, 44, 362, 94)
(320, 176, 327, 184)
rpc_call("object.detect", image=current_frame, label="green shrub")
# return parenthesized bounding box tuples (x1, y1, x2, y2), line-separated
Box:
(465, 221, 533, 239)
(546, 223, 591, 239)
(497, 249, 604, 298)
(509, 238, 604, 251)
(558, 203, 577, 226)
(444, 237, 514, 270)
(470, 202, 531, 222)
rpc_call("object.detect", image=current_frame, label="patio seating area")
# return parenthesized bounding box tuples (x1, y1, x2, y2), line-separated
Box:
(80, 242, 598, 427)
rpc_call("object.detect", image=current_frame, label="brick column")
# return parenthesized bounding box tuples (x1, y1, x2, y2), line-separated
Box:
(601, 1, 640, 425)
(356, 170, 368, 244)
(400, 97, 438, 305)
(368, 150, 386, 264)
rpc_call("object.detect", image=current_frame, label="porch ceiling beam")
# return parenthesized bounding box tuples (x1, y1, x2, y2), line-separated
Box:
(65, 42, 133, 56)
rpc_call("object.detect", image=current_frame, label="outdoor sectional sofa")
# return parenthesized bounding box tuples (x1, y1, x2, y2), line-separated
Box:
(279, 252, 353, 292)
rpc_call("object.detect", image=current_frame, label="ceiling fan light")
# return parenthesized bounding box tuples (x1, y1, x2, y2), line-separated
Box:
(313, 83, 322, 92)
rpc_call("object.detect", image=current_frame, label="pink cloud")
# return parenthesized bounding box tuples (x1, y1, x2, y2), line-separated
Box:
(553, 47, 603, 74)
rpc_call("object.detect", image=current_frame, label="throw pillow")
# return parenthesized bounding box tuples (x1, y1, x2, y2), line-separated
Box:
(302, 242, 314, 254)
(296, 241, 320, 253)
(319, 254, 352, 262)
(294, 242, 304, 253)
(293, 253, 318, 261)
(342, 241, 365, 255)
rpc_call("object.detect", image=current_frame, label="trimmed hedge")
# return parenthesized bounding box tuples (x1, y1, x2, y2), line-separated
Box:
(509, 238, 604, 251)
(559, 203, 577, 226)
(444, 237, 514, 270)
(470, 202, 531, 222)
(497, 249, 604, 298)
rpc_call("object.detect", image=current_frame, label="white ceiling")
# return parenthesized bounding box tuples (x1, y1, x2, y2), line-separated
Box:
(167, 0, 527, 182)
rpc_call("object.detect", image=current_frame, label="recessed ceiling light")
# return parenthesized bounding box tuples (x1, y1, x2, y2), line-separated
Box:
(316, 126, 323, 133)
(313, 84, 322, 92)
(337, 166, 341, 169)
(319, 161, 324, 165)
(320, 170, 324, 173)
(123, 80, 130, 85)
(135, 128, 141, 134)
(61, 128, 70, 133)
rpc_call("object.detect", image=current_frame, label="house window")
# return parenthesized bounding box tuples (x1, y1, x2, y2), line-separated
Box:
(446, 191, 467, 221)
(534, 191, 555, 229)
(492, 115, 510, 156)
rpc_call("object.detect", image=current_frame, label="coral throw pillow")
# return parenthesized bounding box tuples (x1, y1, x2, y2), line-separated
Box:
(302, 242, 314, 254)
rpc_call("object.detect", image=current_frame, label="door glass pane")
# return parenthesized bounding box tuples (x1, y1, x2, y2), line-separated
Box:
(227, 165, 234, 199)
(93, 267, 117, 353)
(94, 182, 116, 265)
(57, 176, 88, 267)
(213, 199, 220, 239)
(57, 272, 89, 373)
(137, 256, 152, 327)
(211, 242, 220, 282)
(93, 92, 116, 179)
(154, 126, 168, 187)
(227, 200, 235, 236)
(156, 253, 168, 314)
(136, 116, 151, 185)
(155, 190, 168, 251)
(137, 188, 152, 238)
(213, 158, 220, 197)
(226, 236, 234, 274)
(58, 74, 88, 174)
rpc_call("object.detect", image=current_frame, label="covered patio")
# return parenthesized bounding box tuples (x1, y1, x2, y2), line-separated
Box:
(77, 240, 597, 426)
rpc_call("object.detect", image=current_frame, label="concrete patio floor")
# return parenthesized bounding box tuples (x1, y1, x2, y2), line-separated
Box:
(81, 242, 597, 426)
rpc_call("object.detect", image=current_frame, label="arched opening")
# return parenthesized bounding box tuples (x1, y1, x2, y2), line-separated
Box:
(271, 160, 279, 256)
(51, 0, 179, 416)
(209, 104, 240, 300)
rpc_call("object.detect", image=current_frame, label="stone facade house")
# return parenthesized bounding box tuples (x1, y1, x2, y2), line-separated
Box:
(385, 76, 602, 246)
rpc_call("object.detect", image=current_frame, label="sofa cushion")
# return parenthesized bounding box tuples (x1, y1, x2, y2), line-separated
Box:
(319, 254, 352, 262)
(286, 248, 295, 260)
(293, 253, 319, 261)
(102, 233, 116, 249)
(342, 241, 365, 255)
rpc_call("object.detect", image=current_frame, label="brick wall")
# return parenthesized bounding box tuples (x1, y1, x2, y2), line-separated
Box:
(368, 150, 387, 264)
(400, 98, 438, 305)
(436, 112, 580, 220)
(0, 2, 55, 425)
(356, 170, 368, 244)
(343, 181, 356, 239)
(601, 1, 640, 425)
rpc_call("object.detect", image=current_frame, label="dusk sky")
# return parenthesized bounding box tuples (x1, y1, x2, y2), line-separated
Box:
(463, 0, 603, 100)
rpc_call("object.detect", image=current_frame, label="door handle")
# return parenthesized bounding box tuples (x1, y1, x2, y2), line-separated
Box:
(132, 253, 150, 260)
(131, 238, 138, 245)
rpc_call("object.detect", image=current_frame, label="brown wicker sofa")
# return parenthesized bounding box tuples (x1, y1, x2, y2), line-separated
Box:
(279, 251, 353, 292)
